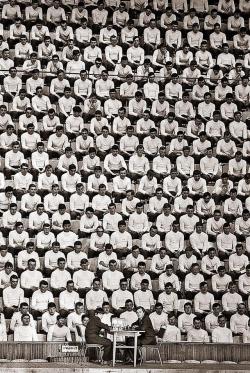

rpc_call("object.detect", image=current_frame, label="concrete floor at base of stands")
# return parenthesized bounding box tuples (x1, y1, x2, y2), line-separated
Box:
(1, 363, 250, 372)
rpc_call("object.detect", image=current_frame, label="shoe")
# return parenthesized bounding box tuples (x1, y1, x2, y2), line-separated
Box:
(102, 361, 111, 365)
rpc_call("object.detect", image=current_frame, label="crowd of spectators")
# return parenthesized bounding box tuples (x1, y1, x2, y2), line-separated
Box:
(0, 0, 249, 360)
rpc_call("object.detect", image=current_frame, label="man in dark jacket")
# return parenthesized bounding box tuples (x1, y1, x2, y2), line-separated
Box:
(85, 308, 112, 363)
(126, 306, 156, 363)
(131, 306, 156, 345)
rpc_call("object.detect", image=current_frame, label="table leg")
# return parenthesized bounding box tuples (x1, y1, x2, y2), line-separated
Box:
(134, 334, 137, 368)
(112, 332, 117, 367)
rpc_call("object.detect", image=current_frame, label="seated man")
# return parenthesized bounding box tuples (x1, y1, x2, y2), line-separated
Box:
(47, 315, 71, 342)
(85, 307, 112, 363)
(159, 313, 181, 342)
(59, 280, 80, 317)
(14, 314, 38, 342)
(187, 317, 209, 342)
(194, 281, 214, 317)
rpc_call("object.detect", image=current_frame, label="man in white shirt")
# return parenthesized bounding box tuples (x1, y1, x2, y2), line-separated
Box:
(59, 280, 80, 317)
(3, 275, 24, 318)
(102, 260, 123, 297)
(110, 220, 132, 259)
(194, 281, 214, 317)
(178, 302, 196, 334)
(134, 279, 155, 313)
(128, 202, 149, 239)
(85, 278, 108, 315)
(222, 281, 242, 317)
(187, 317, 209, 342)
(57, 220, 78, 253)
(217, 223, 237, 260)
(14, 314, 38, 342)
(212, 314, 233, 343)
(212, 266, 232, 299)
(239, 264, 250, 300)
(20, 258, 43, 298)
(158, 282, 178, 316)
(111, 278, 133, 315)
(230, 303, 249, 336)
(229, 243, 249, 280)
(50, 257, 71, 297)
(73, 258, 95, 298)
(185, 263, 204, 300)
(31, 280, 54, 319)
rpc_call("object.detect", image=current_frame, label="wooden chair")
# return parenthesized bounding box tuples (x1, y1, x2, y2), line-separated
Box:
(75, 325, 104, 364)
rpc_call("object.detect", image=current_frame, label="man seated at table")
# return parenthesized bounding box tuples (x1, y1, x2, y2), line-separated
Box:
(85, 308, 112, 365)
(126, 306, 156, 364)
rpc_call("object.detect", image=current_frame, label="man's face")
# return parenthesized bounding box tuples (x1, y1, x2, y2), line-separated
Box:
(218, 268, 225, 277)
(67, 283, 74, 292)
(218, 317, 226, 327)
(77, 185, 84, 195)
(52, 245, 60, 253)
(57, 317, 65, 327)
(155, 306, 163, 315)
(0, 107, 6, 116)
(141, 282, 148, 291)
(184, 304, 192, 314)
(37, 206, 44, 215)
(99, 187, 106, 196)
(136, 206, 143, 214)
(120, 281, 127, 291)
(48, 306, 56, 315)
(96, 228, 104, 237)
(93, 281, 100, 291)
(192, 265, 199, 275)
(165, 268, 173, 276)
(229, 284, 236, 293)
(5, 266, 12, 275)
(27, 245, 34, 254)
(40, 284, 48, 293)
(82, 317, 89, 326)
(194, 319, 201, 329)
(81, 261, 88, 271)
(58, 260, 65, 270)
(10, 206, 17, 215)
(138, 265, 145, 274)
(200, 284, 208, 294)
(136, 308, 144, 320)
(165, 285, 172, 294)
(109, 261, 117, 271)
(236, 246, 243, 256)
(28, 261, 36, 271)
(11, 278, 18, 288)
(133, 38, 139, 47)
(29, 187, 36, 196)
(22, 315, 30, 326)
(74, 244, 82, 253)
(168, 316, 176, 326)
(126, 301, 133, 311)
(20, 305, 29, 314)
(118, 224, 126, 233)
(132, 249, 139, 258)
(150, 228, 157, 237)
(43, 226, 50, 235)
(16, 225, 24, 234)
(237, 304, 245, 315)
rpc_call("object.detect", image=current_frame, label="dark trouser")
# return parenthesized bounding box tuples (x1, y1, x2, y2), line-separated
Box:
(86, 335, 112, 361)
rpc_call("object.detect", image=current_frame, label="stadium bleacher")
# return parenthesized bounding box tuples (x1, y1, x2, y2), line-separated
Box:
(0, 0, 249, 364)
